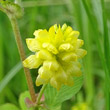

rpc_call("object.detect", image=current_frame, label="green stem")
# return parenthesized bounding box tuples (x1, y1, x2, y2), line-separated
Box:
(9, 17, 36, 103)
(37, 84, 47, 104)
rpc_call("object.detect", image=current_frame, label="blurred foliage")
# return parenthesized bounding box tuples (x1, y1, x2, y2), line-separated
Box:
(0, 0, 110, 110)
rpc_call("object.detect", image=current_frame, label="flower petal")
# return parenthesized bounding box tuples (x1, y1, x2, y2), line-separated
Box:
(43, 60, 59, 71)
(68, 31, 80, 38)
(38, 66, 53, 80)
(64, 26, 73, 38)
(63, 61, 81, 76)
(37, 30, 50, 42)
(33, 29, 42, 38)
(23, 55, 42, 69)
(26, 38, 41, 52)
(49, 25, 55, 36)
(50, 77, 61, 90)
(36, 75, 48, 86)
(36, 49, 53, 60)
(59, 52, 77, 62)
(59, 43, 74, 52)
(61, 23, 67, 32)
(55, 27, 64, 46)
(76, 39, 84, 48)
(42, 43, 58, 54)
(55, 68, 67, 83)
(76, 49, 87, 58)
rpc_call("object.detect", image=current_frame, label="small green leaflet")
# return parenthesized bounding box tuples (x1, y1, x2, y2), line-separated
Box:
(19, 91, 33, 110)
(44, 75, 83, 109)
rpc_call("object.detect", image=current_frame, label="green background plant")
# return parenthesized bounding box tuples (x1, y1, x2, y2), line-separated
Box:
(0, 0, 110, 110)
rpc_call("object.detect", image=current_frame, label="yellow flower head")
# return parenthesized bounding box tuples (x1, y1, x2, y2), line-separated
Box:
(23, 24, 87, 90)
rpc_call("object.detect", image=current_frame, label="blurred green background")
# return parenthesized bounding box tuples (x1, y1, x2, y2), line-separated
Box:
(0, 0, 110, 110)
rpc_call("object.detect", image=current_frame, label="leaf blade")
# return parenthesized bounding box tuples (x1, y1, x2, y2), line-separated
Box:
(44, 75, 83, 108)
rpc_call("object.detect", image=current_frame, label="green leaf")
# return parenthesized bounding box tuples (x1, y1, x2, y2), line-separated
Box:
(50, 106, 61, 110)
(19, 91, 32, 110)
(0, 103, 20, 110)
(0, 62, 22, 93)
(44, 75, 83, 108)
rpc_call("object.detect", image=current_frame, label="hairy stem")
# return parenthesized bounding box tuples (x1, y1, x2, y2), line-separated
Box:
(10, 17, 36, 103)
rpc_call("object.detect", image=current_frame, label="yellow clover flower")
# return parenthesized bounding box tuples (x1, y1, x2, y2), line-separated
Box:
(23, 24, 87, 90)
